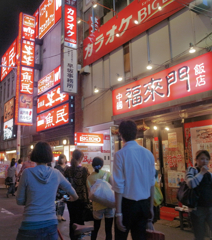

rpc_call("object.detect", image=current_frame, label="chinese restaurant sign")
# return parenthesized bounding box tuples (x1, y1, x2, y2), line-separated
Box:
(37, 85, 69, 114)
(113, 52, 212, 116)
(0, 39, 17, 81)
(83, 0, 193, 66)
(75, 133, 104, 146)
(15, 13, 35, 126)
(64, 4, 77, 48)
(36, 103, 69, 132)
(39, 0, 62, 39)
(38, 65, 61, 95)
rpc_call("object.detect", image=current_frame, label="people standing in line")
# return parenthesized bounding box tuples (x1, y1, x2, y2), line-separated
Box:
(87, 157, 114, 240)
(18, 151, 36, 177)
(186, 150, 212, 240)
(55, 154, 68, 222)
(16, 141, 78, 240)
(64, 149, 90, 240)
(113, 120, 155, 240)
(6, 161, 16, 198)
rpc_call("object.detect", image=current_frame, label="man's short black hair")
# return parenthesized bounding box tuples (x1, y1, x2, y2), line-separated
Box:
(31, 141, 53, 163)
(119, 120, 137, 142)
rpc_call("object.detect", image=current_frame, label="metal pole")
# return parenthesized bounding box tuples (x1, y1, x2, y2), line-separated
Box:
(16, 125, 21, 161)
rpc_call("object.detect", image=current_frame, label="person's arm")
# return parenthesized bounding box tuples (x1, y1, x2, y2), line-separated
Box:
(16, 170, 27, 205)
(58, 172, 78, 201)
(113, 152, 126, 232)
(186, 167, 204, 189)
(108, 175, 113, 186)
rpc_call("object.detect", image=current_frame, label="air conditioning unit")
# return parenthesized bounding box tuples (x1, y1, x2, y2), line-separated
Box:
(189, 0, 210, 14)
(80, 65, 90, 75)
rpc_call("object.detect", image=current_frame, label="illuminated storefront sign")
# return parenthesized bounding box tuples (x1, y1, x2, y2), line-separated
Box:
(15, 13, 35, 126)
(113, 52, 212, 116)
(83, 0, 193, 66)
(0, 39, 17, 81)
(39, 0, 62, 39)
(3, 119, 14, 140)
(36, 103, 69, 132)
(4, 98, 14, 122)
(33, 9, 39, 39)
(38, 65, 61, 95)
(75, 133, 104, 146)
(64, 4, 77, 48)
(37, 85, 69, 114)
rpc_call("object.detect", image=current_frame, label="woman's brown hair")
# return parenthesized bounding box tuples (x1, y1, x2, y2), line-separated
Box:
(58, 154, 67, 165)
(70, 149, 84, 170)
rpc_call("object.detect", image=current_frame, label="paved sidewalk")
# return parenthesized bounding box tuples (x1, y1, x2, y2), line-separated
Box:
(0, 188, 210, 240)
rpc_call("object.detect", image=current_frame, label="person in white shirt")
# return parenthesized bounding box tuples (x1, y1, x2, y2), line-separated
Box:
(16, 159, 23, 177)
(113, 120, 155, 240)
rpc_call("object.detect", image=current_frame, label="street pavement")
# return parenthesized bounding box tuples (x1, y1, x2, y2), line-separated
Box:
(0, 188, 207, 240)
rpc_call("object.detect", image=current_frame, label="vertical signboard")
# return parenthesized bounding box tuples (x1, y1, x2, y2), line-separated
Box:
(61, 0, 77, 94)
(15, 13, 35, 126)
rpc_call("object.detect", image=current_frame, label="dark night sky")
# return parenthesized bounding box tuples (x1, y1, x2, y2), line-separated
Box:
(0, 0, 43, 58)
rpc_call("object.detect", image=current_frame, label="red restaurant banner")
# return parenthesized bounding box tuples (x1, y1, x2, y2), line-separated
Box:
(75, 133, 104, 146)
(38, 65, 61, 95)
(64, 4, 77, 48)
(20, 67, 34, 95)
(113, 52, 212, 116)
(33, 9, 39, 39)
(36, 103, 69, 132)
(39, 0, 61, 39)
(0, 39, 17, 81)
(37, 85, 69, 114)
(83, 0, 192, 66)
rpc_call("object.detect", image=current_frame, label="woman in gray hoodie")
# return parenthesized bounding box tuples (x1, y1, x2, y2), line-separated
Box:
(16, 141, 78, 240)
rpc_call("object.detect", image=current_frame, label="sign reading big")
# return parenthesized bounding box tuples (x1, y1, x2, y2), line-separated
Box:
(83, 0, 193, 66)
(39, 0, 62, 39)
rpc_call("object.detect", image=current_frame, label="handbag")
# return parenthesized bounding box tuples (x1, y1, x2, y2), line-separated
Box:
(89, 172, 115, 208)
(177, 181, 199, 208)
(5, 177, 13, 185)
(154, 181, 163, 207)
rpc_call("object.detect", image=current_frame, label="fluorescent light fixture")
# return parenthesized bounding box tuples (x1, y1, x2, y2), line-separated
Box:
(6, 150, 16, 154)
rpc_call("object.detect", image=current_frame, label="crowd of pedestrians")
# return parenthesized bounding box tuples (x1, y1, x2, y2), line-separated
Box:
(4, 120, 212, 240)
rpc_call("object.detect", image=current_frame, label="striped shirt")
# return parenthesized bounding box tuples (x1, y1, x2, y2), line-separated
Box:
(186, 167, 212, 189)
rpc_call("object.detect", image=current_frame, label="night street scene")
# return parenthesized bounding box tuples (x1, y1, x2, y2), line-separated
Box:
(0, 0, 212, 239)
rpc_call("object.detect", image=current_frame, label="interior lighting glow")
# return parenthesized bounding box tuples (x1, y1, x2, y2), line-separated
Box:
(153, 126, 157, 130)
(165, 127, 169, 131)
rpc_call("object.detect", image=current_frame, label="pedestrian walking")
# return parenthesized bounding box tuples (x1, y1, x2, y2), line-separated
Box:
(87, 157, 114, 240)
(16, 141, 78, 240)
(15, 159, 23, 191)
(64, 149, 90, 240)
(55, 154, 68, 222)
(186, 150, 212, 240)
(18, 151, 36, 177)
(113, 120, 155, 240)
(6, 161, 16, 198)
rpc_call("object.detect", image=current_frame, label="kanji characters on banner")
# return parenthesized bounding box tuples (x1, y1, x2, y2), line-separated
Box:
(113, 52, 212, 116)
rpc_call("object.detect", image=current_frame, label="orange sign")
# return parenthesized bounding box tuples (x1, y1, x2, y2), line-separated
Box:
(39, 0, 55, 39)
(21, 40, 35, 67)
(20, 67, 34, 95)
(75, 133, 104, 146)
(37, 103, 69, 132)
(38, 65, 61, 95)
(4, 98, 14, 122)
(33, 9, 39, 39)
(23, 14, 36, 40)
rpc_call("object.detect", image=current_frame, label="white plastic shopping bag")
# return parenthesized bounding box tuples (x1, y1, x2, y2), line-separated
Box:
(89, 173, 115, 208)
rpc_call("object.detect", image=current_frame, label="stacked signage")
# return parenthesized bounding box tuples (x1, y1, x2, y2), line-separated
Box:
(15, 13, 36, 126)
(36, 66, 73, 132)
(3, 98, 16, 140)
(60, 0, 77, 95)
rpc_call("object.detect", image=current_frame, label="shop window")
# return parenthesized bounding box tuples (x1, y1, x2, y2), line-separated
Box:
(115, 0, 127, 13)
(7, 79, 10, 98)
(124, 42, 130, 73)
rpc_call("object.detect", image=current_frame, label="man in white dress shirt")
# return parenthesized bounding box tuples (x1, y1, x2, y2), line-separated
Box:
(113, 120, 155, 240)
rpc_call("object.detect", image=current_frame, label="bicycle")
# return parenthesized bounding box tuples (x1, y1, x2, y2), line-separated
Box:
(56, 196, 94, 240)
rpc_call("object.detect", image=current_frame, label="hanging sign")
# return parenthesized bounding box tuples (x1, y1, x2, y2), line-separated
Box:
(83, 0, 193, 66)
(36, 103, 69, 132)
(37, 85, 69, 114)
(38, 65, 61, 95)
(4, 98, 15, 122)
(112, 52, 212, 116)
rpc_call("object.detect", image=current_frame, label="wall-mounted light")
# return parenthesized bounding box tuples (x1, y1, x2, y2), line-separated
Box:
(63, 139, 67, 145)
(147, 61, 153, 70)
(94, 86, 99, 93)
(153, 126, 157, 130)
(165, 127, 169, 131)
(93, 3, 97, 8)
(77, 18, 89, 25)
(30, 145, 34, 150)
(92, 1, 117, 14)
(117, 74, 123, 81)
(189, 43, 196, 53)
